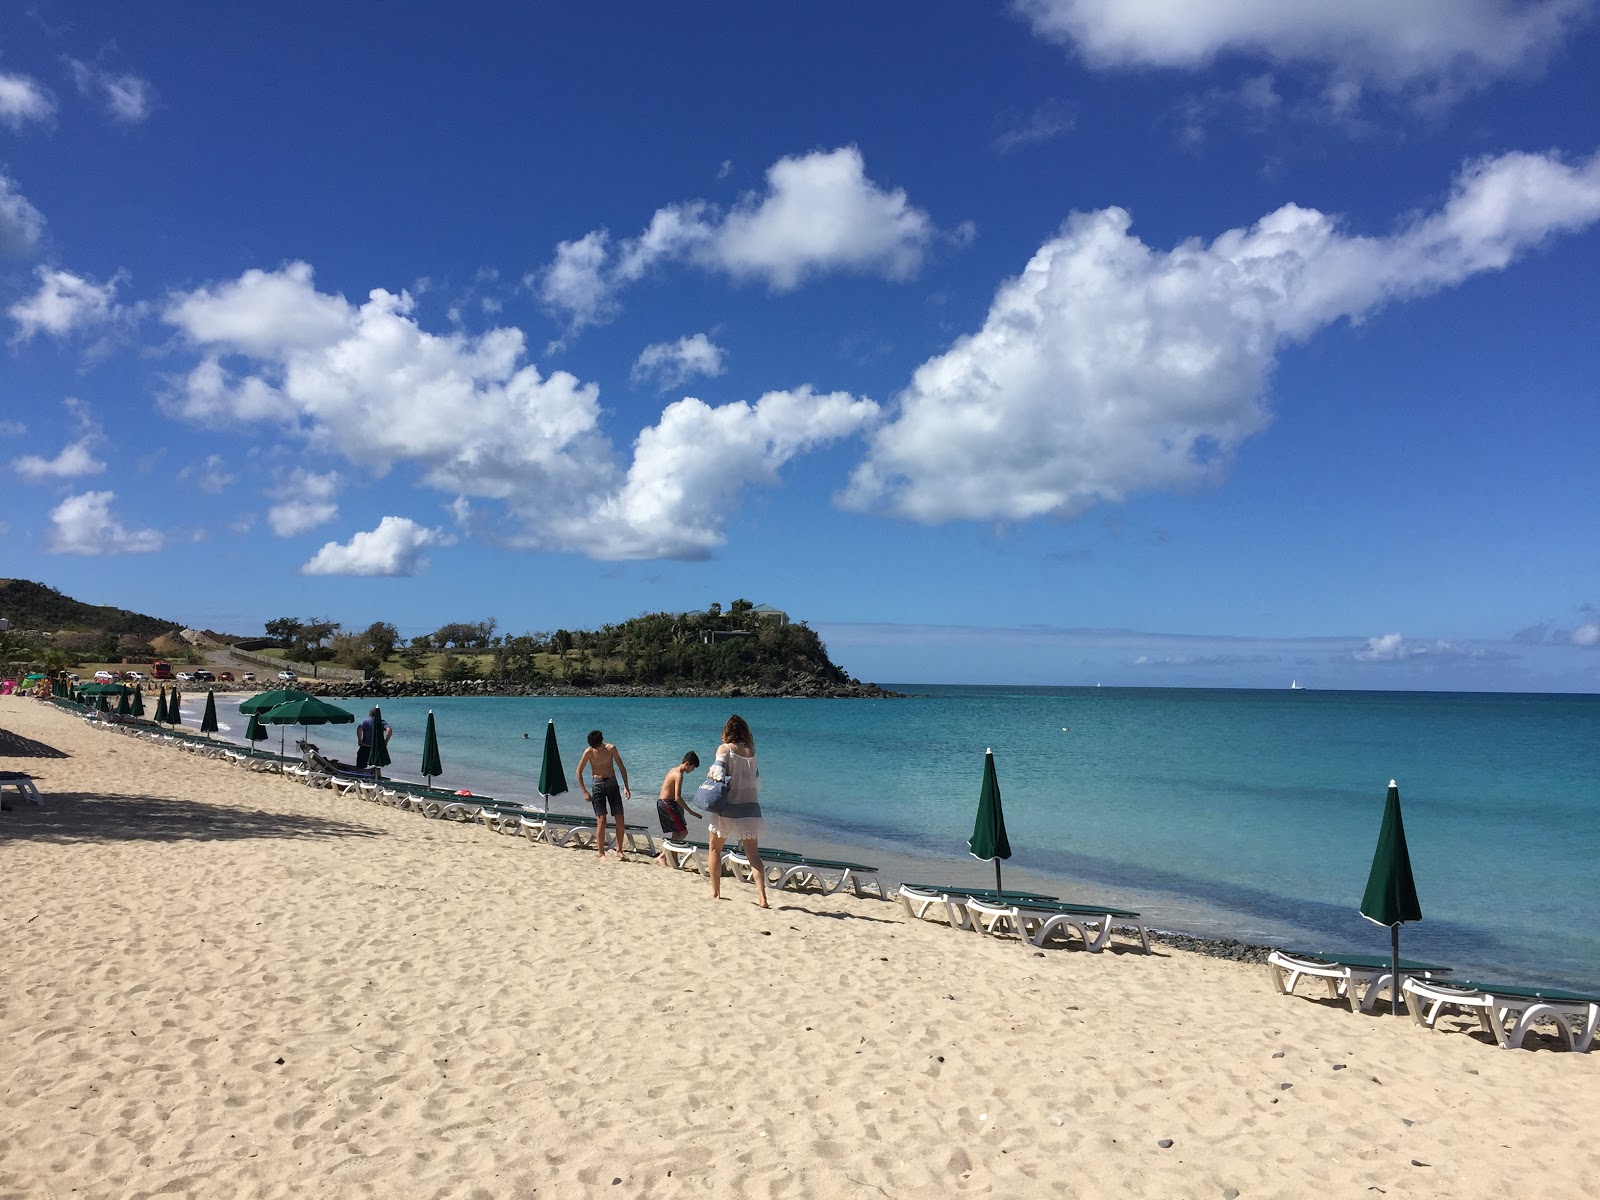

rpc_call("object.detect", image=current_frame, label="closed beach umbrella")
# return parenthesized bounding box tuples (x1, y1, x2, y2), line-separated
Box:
(201, 689, 219, 738)
(244, 711, 268, 756)
(968, 748, 1013, 898)
(366, 705, 392, 776)
(1360, 779, 1423, 1016)
(153, 688, 169, 723)
(97, 691, 111, 712)
(420, 710, 443, 790)
(538, 719, 568, 813)
(116, 688, 132, 717)
(262, 695, 355, 760)
(168, 689, 183, 726)
(131, 687, 145, 718)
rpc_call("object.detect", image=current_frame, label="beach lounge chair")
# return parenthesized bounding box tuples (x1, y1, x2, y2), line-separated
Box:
(659, 838, 705, 871)
(1268, 949, 1451, 1015)
(894, 883, 1057, 926)
(1401, 976, 1600, 1051)
(0, 771, 44, 808)
(729, 847, 887, 899)
(962, 896, 1152, 953)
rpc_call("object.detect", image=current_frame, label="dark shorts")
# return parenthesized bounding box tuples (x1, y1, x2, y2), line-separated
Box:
(656, 797, 687, 839)
(589, 777, 623, 817)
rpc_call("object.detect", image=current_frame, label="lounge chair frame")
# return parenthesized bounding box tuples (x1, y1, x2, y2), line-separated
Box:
(1402, 976, 1600, 1051)
(1268, 950, 1449, 1015)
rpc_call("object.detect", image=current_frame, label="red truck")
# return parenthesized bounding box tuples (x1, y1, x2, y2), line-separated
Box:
(152, 660, 174, 680)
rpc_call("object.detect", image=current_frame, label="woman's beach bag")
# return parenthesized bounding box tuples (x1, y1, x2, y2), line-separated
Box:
(695, 766, 730, 814)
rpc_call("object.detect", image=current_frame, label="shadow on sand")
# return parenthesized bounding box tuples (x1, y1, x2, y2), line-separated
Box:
(0, 790, 384, 844)
(0, 727, 71, 759)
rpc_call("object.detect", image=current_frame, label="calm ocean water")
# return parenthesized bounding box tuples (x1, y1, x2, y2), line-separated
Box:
(212, 685, 1600, 993)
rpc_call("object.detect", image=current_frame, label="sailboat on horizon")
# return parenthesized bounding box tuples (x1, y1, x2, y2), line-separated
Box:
(1290, 679, 1305, 690)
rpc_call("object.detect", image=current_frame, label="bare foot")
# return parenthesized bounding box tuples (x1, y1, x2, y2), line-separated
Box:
(754, 900, 770, 909)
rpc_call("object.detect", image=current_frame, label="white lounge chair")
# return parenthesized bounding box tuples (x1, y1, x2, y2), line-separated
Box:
(0, 772, 44, 807)
(659, 839, 704, 871)
(1268, 950, 1450, 1014)
(960, 896, 1151, 953)
(1402, 976, 1600, 1051)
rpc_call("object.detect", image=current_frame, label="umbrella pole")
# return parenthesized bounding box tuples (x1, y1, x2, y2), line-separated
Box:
(994, 857, 1002, 900)
(1391, 924, 1402, 1017)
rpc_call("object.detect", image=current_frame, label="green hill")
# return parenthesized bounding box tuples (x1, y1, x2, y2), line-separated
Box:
(0, 579, 177, 640)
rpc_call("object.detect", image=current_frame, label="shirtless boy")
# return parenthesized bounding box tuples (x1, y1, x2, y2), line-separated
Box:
(654, 751, 701, 865)
(577, 729, 631, 859)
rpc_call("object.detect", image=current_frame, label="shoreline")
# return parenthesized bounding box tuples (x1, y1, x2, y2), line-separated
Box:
(3, 693, 1596, 1198)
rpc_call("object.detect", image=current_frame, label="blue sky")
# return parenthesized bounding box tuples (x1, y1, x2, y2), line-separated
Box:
(2, 1, 1598, 691)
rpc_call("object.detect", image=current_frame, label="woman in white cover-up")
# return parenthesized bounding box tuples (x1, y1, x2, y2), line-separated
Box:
(707, 714, 768, 908)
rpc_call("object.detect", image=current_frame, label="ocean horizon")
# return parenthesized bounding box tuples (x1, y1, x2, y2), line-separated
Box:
(203, 683, 1599, 994)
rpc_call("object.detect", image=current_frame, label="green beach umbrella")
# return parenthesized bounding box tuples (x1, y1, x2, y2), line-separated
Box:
(538, 719, 568, 813)
(1360, 779, 1423, 1016)
(97, 691, 111, 712)
(365, 705, 393, 776)
(153, 688, 169, 723)
(116, 688, 132, 717)
(244, 711, 268, 756)
(167, 689, 183, 726)
(131, 687, 145, 718)
(239, 687, 312, 714)
(420, 710, 443, 790)
(200, 689, 219, 738)
(968, 748, 1013, 898)
(262, 695, 355, 760)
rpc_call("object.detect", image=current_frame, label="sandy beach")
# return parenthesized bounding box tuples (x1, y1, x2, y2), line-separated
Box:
(2, 695, 1595, 1199)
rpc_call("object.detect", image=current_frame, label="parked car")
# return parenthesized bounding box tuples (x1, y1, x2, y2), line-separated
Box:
(67, 673, 80, 683)
(176, 672, 193, 682)
(125, 671, 146, 682)
(94, 670, 117, 683)
(218, 671, 234, 682)
(277, 670, 298, 682)
(193, 669, 215, 682)
(241, 672, 256, 683)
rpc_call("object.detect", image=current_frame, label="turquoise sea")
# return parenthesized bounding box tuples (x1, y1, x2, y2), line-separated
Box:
(212, 685, 1600, 993)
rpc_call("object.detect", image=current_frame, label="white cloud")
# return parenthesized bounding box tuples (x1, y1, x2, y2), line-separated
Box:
(48, 491, 162, 554)
(1013, 0, 1590, 92)
(0, 173, 46, 260)
(0, 71, 55, 130)
(301, 516, 451, 576)
(67, 58, 153, 122)
(559, 387, 879, 559)
(13, 436, 107, 482)
(1572, 622, 1600, 648)
(178, 454, 235, 495)
(537, 146, 942, 335)
(631, 333, 727, 391)
(165, 262, 875, 560)
(267, 469, 341, 536)
(843, 148, 1600, 523)
(1348, 632, 1506, 665)
(995, 103, 1078, 154)
(9, 267, 121, 340)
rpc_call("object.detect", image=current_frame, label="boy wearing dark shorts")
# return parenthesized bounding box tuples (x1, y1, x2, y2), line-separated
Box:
(654, 751, 701, 865)
(577, 729, 631, 860)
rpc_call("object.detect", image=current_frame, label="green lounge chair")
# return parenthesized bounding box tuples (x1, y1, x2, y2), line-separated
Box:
(1269, 948, 1451, 1014)
(1402, 976, 1599, 1051)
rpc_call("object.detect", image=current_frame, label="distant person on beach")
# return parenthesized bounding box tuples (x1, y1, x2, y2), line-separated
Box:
(577, 729, 631, 860)
(355, 708, 392, 770)
(707, 714, 767, 908)
(653, 751, 701, 865)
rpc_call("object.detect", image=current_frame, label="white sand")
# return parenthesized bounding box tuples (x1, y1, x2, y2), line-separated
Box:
(2, 695, 1595, 1199)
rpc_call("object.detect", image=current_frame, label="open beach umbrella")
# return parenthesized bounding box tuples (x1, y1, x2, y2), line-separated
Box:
(538, 719, 568, 813)
(244, 711, 268, 756)
(365, 706, 393, 776)
(1360, 779, 1423, 1016)
(420, 710, 443, 790)
(200, 690, 219, 738)
(167, 689, 183, 726)
(968, 748, 1013, 898)
(238, 687, 312, 714)
(262, 695, 354, 760)
(153, 688, 169, 724)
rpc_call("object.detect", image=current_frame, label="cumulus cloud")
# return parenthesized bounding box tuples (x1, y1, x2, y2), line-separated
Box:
(301, 516, 451, 576)
(537, 146, 941, 335)
(631, 333, 727, 391)
(0, 71, 55, 130)
(1013, 0, 1590, 94)
(1572, 622, 1600, 648)
(13, 436, 106, 481)
(0, 173, 47, 260)
(557, 387, 879, 559)
(66, 58, 153, 122)
(48, 491, 162, 554)
(267, 469, 341, 537)
(1348, 632, 1509, 665)
(9, 267, 122, 340)
(164, 262, 874, 559)
(843, 148, 1600, 523)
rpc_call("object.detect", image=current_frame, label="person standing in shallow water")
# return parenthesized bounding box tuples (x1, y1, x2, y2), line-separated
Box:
(706, 714, 767, 908)
(577, 729, 631, 860)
